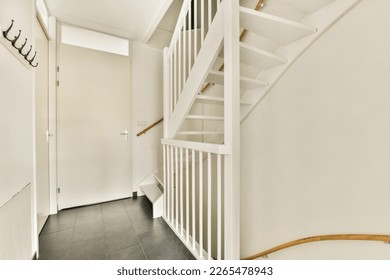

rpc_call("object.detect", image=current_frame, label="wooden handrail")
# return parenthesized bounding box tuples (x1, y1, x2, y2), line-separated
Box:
(200, 0, 265, 93)
(242, 234, 390, 260)
(136, 118, 163, 137)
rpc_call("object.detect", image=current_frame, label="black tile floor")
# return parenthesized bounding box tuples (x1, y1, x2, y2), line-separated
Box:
(38, 196, 195, 260)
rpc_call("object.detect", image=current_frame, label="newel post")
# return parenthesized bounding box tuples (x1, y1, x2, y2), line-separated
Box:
(223, 0, 240, 260)
(163, 47, 169, 139)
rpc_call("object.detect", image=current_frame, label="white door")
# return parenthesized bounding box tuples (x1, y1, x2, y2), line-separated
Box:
(35, 17, 50, 233)
(58, 43, 132, 209)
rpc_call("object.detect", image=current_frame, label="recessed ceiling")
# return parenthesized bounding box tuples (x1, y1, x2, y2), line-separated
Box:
(45, 0, 174, 41)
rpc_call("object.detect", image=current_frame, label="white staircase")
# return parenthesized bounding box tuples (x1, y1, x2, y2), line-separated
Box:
(138, 169, 164, 218)
(161, 0, 362, 260)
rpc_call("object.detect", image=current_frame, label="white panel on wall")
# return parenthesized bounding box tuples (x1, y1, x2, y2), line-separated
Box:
(0, 0, 34, 208)
(61, 25, 129, 56)
(0, 185, 33, 259)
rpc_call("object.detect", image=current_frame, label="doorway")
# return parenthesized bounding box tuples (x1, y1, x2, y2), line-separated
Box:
(57, 40, 132, 209)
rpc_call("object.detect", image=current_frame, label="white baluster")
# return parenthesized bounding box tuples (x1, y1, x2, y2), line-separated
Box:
(217, 153, 222, 260)
(180, 147, 184, 236)
(199, 150, 203, 258)
(186, 148, 190, 242)
(207, 152, 212, 260)
(192, 149, 196, 250)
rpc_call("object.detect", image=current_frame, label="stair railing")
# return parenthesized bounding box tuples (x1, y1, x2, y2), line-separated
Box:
(165, 0, 223, 118)
(242, 234, 390, 260)
(162, 0, 241, 259)
(162, 139, 229, 259)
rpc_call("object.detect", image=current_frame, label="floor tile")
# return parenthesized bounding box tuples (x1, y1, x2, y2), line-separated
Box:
(108, 245, 146, 260)
(39, 230, 73, 260)
(38, 198, 196, 260)
(69, 236, 107, 260)
(76, 204, 102, 218)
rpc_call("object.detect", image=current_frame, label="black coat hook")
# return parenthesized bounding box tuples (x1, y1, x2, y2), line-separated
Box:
(3, 19, 39, 68)
(24, 45, 32, 60)
(2, 19, 14, 41)
(18, 38, 27, 54)
(28, 51, 38, 67)
(11, 30, 21, 47)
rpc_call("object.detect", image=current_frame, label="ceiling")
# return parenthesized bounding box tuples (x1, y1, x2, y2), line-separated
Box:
(45, 0, 174, 42)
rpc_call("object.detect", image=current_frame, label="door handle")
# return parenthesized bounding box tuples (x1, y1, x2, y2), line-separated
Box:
(120, 130, 128, 142)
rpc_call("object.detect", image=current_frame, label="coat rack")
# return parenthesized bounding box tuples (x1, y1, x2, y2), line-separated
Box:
(1, 19, 38, 68)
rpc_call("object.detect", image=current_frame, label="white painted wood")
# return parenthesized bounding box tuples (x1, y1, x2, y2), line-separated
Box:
(175, 146, 179, 229)
(206, 69, 268, 89)
(170, 146, 174, 222)
(178, 131, 224, 135)
(179, 31, 182, 97)
(186, 115, 224, 121)
(240, 6, 316, 45)
(191, 149, 196, 250)
(194, 0, 198, 58)
(180, 147, 184, 235)
(140, 184, 162, 204)
(201, 0, 205, 44)
(162, 139, 229, 157)
(185, 148, 190, 242)
(167, 2, 224, 138)
(217, 153, 222, 260)
(154, 168, 164, 187)
(240, 0, 363, 125)
(195, 95, 252, 105)
(223, 0, 240, 260)
(58, 44, 131, 209)
(163, 48, 170, 138)
(207, 152, 212, 260)
(139, 184, 163, 218)
(163, 145, 167, 218)
(48, 16, 58, 215)
(239, 42, 287, 70)
(199, 150, 203, 258)
(273, 0, 337, 13)
(34, 17, 50, 234)
(188, 3, 192, 74)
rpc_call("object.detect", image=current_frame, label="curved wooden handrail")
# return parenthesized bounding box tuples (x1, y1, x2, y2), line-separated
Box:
(136, 118, 163, 137)
(200, 0, 265, 93)
(242, 234, 390, 260)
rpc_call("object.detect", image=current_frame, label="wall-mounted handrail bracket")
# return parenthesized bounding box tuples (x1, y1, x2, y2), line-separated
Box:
(136, 118, 163, 137)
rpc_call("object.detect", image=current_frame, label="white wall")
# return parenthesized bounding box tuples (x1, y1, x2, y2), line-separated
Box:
(131, 41, 164, 192)
(0, 0, 35, 259)
(240, 0, 390, 259)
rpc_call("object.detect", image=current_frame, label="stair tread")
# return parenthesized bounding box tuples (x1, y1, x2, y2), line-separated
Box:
(195, 95, 252, 105)
(240, 42, 287, 70)
(178, 131, 224, 135)
(140, 183, 162, 203)
(271, 0, 337, 13)
(154, 170, 164, 187)
(240, 6, 316, 45)
(187, 115, 224, 121)
(206, 70, 268, 90)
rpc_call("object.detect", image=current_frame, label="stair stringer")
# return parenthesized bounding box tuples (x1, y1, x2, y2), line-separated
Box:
(167, 5, 224, 139)
(240, 0, 362, 124)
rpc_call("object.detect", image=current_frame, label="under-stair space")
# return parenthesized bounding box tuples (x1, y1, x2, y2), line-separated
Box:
(138, 169, 164, 218)
(162, 0, 363, 260)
